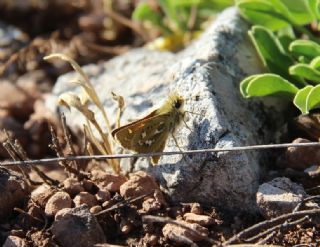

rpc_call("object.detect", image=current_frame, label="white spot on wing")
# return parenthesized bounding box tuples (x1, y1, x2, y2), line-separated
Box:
(154, 129, 162, 134)
(141, 132, 146, 138)
(145, 140, 154, 146)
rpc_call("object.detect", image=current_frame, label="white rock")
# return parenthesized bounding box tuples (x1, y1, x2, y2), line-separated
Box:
(49, 8, 286, 212)
(257, 177, 307, 219)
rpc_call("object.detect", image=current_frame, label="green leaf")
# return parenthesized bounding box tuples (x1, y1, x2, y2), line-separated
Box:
(289, 64, 320, 83)
(245, 73, 299, 99)
(132, 3, 157, 21)
(240, 75, 258, 97)
(159, 0, 188, 31)
(280, 0, 316, 23)
(310, 56, 320, 70)
(236, 0, 290, 30)
(236, 0, 315, 31)
(199, 0, 233, 11)
(289, 40, 320, 58)
(298, 56, 311, 64)
(132, 2, 172, 35)
(169, 0, 201, 7)
(308, 0, 320, 19)
(293, 85, 313, 114)
(249, 25, 305, 87)
(317, 0, 320, 19)
(276, 26, 295, 53)
(306, 85, 320, 112)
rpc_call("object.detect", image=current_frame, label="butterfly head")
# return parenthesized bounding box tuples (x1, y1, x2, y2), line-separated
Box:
(170, 93, 184, 113)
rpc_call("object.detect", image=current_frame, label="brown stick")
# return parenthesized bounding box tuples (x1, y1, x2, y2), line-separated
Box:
(60, 113, 80, 172)
(95, 191, 153, 216)
(246, 216, 310, 243)
(223, 209, 320, 245)
(142, 215, 218, 245)
(49, 125, 85, 180)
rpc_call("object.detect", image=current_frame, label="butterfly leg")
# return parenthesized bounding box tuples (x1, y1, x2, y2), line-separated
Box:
(171, 132, 183, 152)
(182, 117, 192, 132)
(171, 132, 189, 164)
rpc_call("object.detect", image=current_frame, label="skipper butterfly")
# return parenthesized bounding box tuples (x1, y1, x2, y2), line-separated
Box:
(112, 93, 185, 164)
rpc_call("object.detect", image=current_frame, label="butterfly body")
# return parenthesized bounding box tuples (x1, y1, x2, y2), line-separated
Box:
(112, 93, 185, 164)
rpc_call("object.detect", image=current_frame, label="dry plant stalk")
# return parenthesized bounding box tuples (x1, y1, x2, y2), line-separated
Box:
(49, 125, 87, 181)
(44, 53, 120, 173)
(2, 130, 58, 186)
(111, 92, 125, 129)
(60, 113, 80, 170)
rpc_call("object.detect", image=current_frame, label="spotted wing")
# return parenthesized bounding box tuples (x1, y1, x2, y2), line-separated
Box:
(131, 114, 170, 153)
(112, 112, 170, 154)
(111, 110, 157, 149)
(151, 141, 166, 165)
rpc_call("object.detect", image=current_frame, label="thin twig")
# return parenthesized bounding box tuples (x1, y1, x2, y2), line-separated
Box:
(2, 141, 31, 183)
(2, 131, 31, 177)
(102, 7, 150, 42)
(1, 142, 320, 167)
(61, 113, 80, 173)
(246, 216, 310, 243)
(256, 231, 277, 245)
(49, 125, 85, 180)
(86, 43, 130, 55)
(142, 215, 218, 245)
(13, 139, 57, 186)
(2, 131, 56, 186)
(223, 209, 320, 245)
(95, 191, 153, 216)
(293, 195, 320, 213)
(306, 185, 320, 193)
(14, 208, 44, 224)
(187, 5, 198, 31)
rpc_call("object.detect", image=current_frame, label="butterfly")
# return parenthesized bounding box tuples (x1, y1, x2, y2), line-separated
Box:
(112, 93, 185, 165)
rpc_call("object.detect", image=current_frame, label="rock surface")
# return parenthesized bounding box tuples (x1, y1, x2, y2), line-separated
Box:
(162, 220, 208, 245)
(91, 170, 127, 192)
(0, 21, 28, 65)
(3, 236, 28, 247)
(256, 177, 307, 219)
(45, 191, 72, 216)
(49, 8, 284, 212)
(73, 191, 98, 207)
(0, 170, 28, 221)
(51, 205, 106, 247)
(280, 138, 320, 170)
(183, 212, 215, 226)
(120, 171, 163, 199)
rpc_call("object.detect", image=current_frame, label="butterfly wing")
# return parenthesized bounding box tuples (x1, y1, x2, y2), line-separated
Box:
(112, 112, 171, 154)
(111, 110, 157, 149)
(131, 114, 170, 153)
(151, 141, 166, 165)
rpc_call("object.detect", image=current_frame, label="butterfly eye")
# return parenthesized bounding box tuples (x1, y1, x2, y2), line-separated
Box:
(174, 100, 181, 109)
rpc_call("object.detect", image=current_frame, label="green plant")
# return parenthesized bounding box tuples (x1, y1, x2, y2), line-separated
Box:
(132, 0, 233, 50)
(236, 0, 320, 114)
